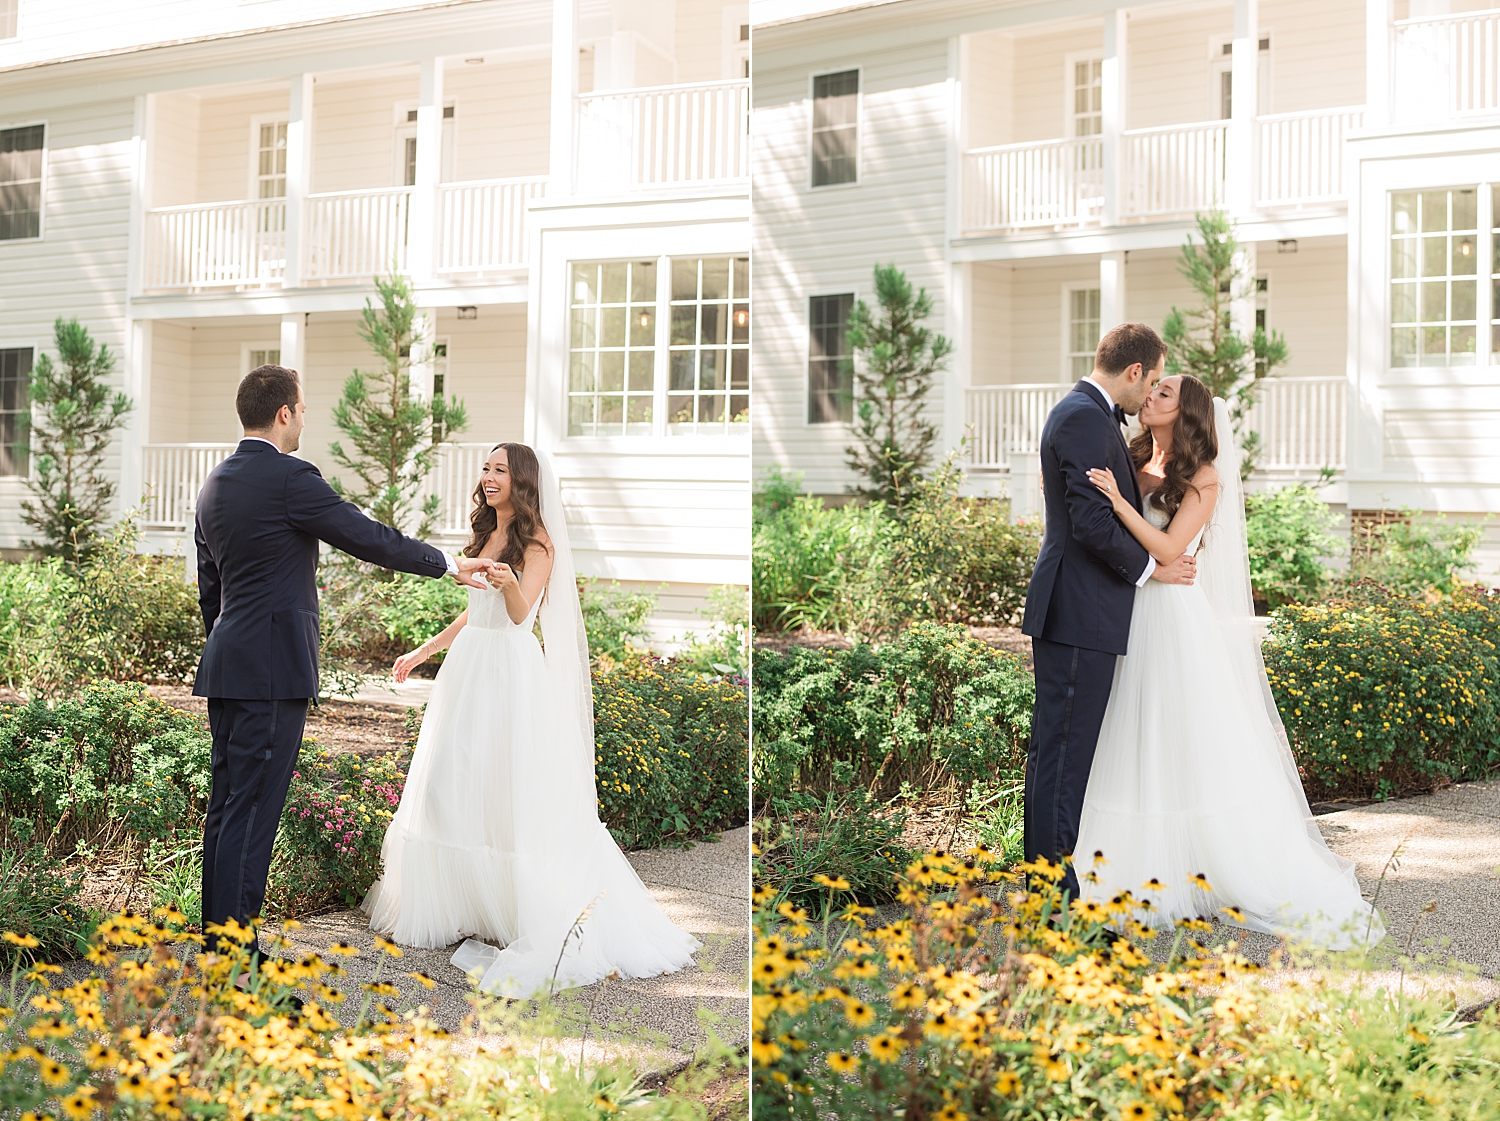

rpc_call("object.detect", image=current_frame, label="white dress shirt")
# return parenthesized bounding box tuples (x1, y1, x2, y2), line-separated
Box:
(1080, 378, 1155, 587)
(240, 434, 460, 577)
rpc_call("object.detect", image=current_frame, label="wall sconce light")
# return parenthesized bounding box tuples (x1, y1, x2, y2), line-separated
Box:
(465, 58, 484, 65)
(457, 306, 478, 319)
(638, 311, 651, 328)
(1460, 239, 1473, 257)
(1276, 240, 1298, 254)
(734, 309, 749, 328)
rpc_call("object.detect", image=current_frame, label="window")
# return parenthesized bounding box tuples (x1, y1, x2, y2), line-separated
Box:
(431, 340, 449, 441)
(1212, 36, 1271, 119)
(669, 256, 750, 434)
(1065, 287, 1101, 379)
(808, 293, 855, 423)
(568, 260, 659, 437)
(1390, 188, 1478, 367)
(255, 121, 287, 199)
(0, 348, 29, 477)
(1492, 185, 1499, 360)
(1071, 58, 1102, 138)
(0, 124, 44, 241)
(247, 347, 281, 370)
(0, 0, 16, 40)
(811, 70, 858, 187)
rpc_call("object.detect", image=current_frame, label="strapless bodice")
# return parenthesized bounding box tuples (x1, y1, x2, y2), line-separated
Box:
(465, 584, 541, 632)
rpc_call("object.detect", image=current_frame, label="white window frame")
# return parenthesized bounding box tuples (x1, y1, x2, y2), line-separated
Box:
(1388, 183, 1487, 369)
(807, 66, 862, 192)
(805, 288, 859, 427)
(1060, 282, 1102, 383)
(0, 118, 46, 243)
(1207, 31, 1272, 120)
(247, 114, 288, 201)
(392, 101, 456, 187)
(722, 6, 750, 80)
(0, 0, 19, 42)
(240, 343, 282, 378)
(1062, 51, 1104, 140)
(0, 342, 35, 478)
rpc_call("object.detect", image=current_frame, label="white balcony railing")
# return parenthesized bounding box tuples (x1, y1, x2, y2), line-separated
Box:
(140, 441, 492, 536)
(1122, 120, 1228, 220)
(303, 187, 412, 281)
(143, 201, 286, 290)
(961, 137, 1103, 233)
(1394, 7, 1500, 119)
(141, 444, 238, 529)
(963, 377, 1346, 477)
(575, 79, 750, 192)
(1256, 106, 1365, 207)
(437, 177, 547, 274)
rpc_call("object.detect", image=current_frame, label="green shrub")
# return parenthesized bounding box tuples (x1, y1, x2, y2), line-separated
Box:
(580, 578, 659, 662)
(752, 783, 909, 913)
(752, 465, 1039, 637)
(1349, 509, 1486, 596)
(0, 833, 88, 964)
(377, 569, 469, 661)
(1264, 586, 1500, 800)
(268, 742, 407, 916)
(673, 584, 751, 678)
(592, 655, 748, 849)
(1245, 482, 1344, 607)
(0, 681, 211, 852)
(752, 622, 1034, 805)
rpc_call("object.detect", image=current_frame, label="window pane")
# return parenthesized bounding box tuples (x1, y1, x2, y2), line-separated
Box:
(1420, 281, 1446, 322)
(629, 351, 654, 392)
(1420, 191, 1448, 232)
(1391, 326, 1417, 367)
(1452, 280, 1476, 321)
(1421, 236, 1447, 277)
(600, 262, 628, 303)
(812, 70, 859, 187)
(600, 307, 626, 346)
(0, 124, 43, 243)
(1389, 187, 1480, 367)
(572, 263, 597, 305)
(808, 293, 853, 424)
(0, 348, 30, 476)
(568, 259, 659, 437)
(1452, 187, 1477, 231)
(701, 258, 730, 301)
(630, 259, 657, 302)
(629, 308, 653, 347)
(1391, 238, 1416, 279)
(1452, 235, 1477, 275)
(598, 351, 625, 393)
(1390, 283, 1416, 324)
(672, 259, 698, 300)
(701, 304, 726, 345)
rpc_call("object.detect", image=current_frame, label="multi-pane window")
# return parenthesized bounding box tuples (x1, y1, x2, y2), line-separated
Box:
(811, 70, 858, 187)
(669, 256, 750, 434)
(248, 348, 281, 370)
(431, 340, 449, 441)
(568, 260, 658, 437)
(0, 124, 44, 241)
(1072, 59, 1102, 137)
(256, 122, 287, 199)
(0, 0, 17, 40)
(1066, 287, 1101, 379)
(1390, 188, 1479, 367)
(808, 293, 855, 424)
(0, 349, 29, 477)
(1492, 185, 1500, 360)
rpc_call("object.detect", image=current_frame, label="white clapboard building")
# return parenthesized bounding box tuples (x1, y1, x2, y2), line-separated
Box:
(752, 0, 1500, 578)
(0, 0, 751, 637)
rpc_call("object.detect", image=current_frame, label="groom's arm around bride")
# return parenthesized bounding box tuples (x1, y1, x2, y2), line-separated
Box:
(1019, 323, 1194, 899)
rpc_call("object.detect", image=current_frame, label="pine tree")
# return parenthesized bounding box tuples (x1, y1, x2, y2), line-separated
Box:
(22, 318, 134, 565)
(328, 271, 467, 540)
(843, 263, 952, 506)
(1161, 210, 1289, 476)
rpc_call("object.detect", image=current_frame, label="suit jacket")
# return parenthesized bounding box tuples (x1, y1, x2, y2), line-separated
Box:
(1020, 381, 1152, 656)
(192, 439, 450, 699)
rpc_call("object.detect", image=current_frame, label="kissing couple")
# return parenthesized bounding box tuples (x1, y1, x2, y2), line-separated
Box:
(1020, 323, 1381, 947)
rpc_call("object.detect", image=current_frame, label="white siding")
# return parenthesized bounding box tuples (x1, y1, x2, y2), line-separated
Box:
(675, 0, 742, 84)
(151, 92, 199, 208)
(1261, 0, 1366, 113)
(309, 74, 419, 195)
(150, 321, 194, 444)
(194, 88, 288, 204)
(443, 59, 552, 181)
(965, 30, 1012, 150)
(1007, 24, 1099, 143)
(970, 261, 1012, 386)
(752, 37, 952, 493)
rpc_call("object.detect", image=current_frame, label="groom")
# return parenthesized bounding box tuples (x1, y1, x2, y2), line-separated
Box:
(1020, 323, 1196, 899)
(193, 364, 497, 958)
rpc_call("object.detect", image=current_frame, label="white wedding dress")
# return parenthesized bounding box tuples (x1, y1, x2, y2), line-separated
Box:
(1076, 401, 1383, 950)
(361, 451, 700, 996)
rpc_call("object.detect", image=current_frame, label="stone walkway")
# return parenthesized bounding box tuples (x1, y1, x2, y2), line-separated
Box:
(273, 825, 749, 1072)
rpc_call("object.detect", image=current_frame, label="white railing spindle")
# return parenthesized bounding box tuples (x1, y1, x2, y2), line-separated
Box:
(428, 443, 494, 535)
(143, 201, 286, 290)
(1256, 107, 1365, 207)
(436, 177, 548, 274)
(141, 444, 239, 530)
(963, 385, 1071, 470)
(575, 79, 749, 192)
(960, 137, 1104, 234)
(302, 187, 412, 281)
(1122, 121, 1228, 219)
(1394, 7, 1500, 118)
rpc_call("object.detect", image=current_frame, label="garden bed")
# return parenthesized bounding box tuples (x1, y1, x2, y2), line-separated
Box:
(146, 684, 414, 757)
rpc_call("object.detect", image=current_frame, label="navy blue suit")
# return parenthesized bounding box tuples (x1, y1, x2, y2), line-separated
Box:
(193, 439, 449, 951)
(1020, 383, 1152, 896)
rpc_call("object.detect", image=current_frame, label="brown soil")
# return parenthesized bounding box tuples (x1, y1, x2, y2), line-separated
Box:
(644, 1056, 747, 1121)
(145, 685, 413, 757)
(754, 625, 1034, 669)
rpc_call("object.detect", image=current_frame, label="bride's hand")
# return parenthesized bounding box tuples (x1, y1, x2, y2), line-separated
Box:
(486, 562, 519, 594)
(1086, 467, 1125, 509)
(393, 646, 431, 684)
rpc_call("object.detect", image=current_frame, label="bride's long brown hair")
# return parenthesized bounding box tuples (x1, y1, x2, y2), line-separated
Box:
(1129, 374, 1217, 520)
(462, 442, 550, 570)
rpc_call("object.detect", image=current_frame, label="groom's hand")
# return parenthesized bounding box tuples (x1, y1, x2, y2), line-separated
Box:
(453, 556, 499, 589)
(1150, 553, 1197, 585)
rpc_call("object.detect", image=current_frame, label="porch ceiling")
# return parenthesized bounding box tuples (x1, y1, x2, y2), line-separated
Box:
(951, 214, 1349, 262)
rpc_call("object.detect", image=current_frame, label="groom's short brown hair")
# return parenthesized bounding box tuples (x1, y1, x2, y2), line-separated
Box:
(1095, 323, 1167, 377)
(237, 365, 301, 430)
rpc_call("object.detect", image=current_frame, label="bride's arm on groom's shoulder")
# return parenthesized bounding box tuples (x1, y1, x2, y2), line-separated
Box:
(393, 610, 469, 683)
(1086, 463, 1219, 564)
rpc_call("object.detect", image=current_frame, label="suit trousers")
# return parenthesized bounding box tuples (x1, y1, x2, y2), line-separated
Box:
(1024, 638, 1118, 899)
(202, 697, 309, 956)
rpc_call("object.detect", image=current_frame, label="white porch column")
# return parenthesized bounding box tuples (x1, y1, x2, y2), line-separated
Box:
(1366, 0, 1394, 127)
(550, 0, 580, 194)
(410, 311, 436, 400)
(280, 313, 306, 378)
(283, 74, 314, 289)
(1100, 9, 1127, 227)
(1100, 250, 1126, 333)
(409, 58, 445, 281)
(120, 319, 152, 516)
(1230, 243, 1258, 343)
(1226, 0, 1258, 216)
(947, 260, 972, 458)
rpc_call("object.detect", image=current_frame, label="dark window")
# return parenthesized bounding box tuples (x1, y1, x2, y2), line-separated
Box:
(0, 124, 44, 241)
(811, 70, 858, 187)
(808, 293, 854, 424)
(0, 348, 30, 476)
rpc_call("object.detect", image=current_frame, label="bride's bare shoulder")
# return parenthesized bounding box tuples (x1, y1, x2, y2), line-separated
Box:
(1193, 462, 1220, 490)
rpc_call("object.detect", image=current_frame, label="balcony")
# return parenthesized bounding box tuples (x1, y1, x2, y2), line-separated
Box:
(1392, 6, 1500, 121)
(574, 79, 750, 194)
(960, 107, 1364, 237)
(142, 441, 493, 537)
(964, 377, 1347, 479)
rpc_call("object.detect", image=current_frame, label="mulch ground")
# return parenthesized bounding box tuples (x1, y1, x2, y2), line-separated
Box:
(754, 625, 1034, 669)
(146, 685, 413, 757)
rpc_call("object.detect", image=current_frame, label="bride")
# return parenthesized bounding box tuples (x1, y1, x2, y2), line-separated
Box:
(1078, 374, 1382, 949)
(360, 442, 701, 994)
